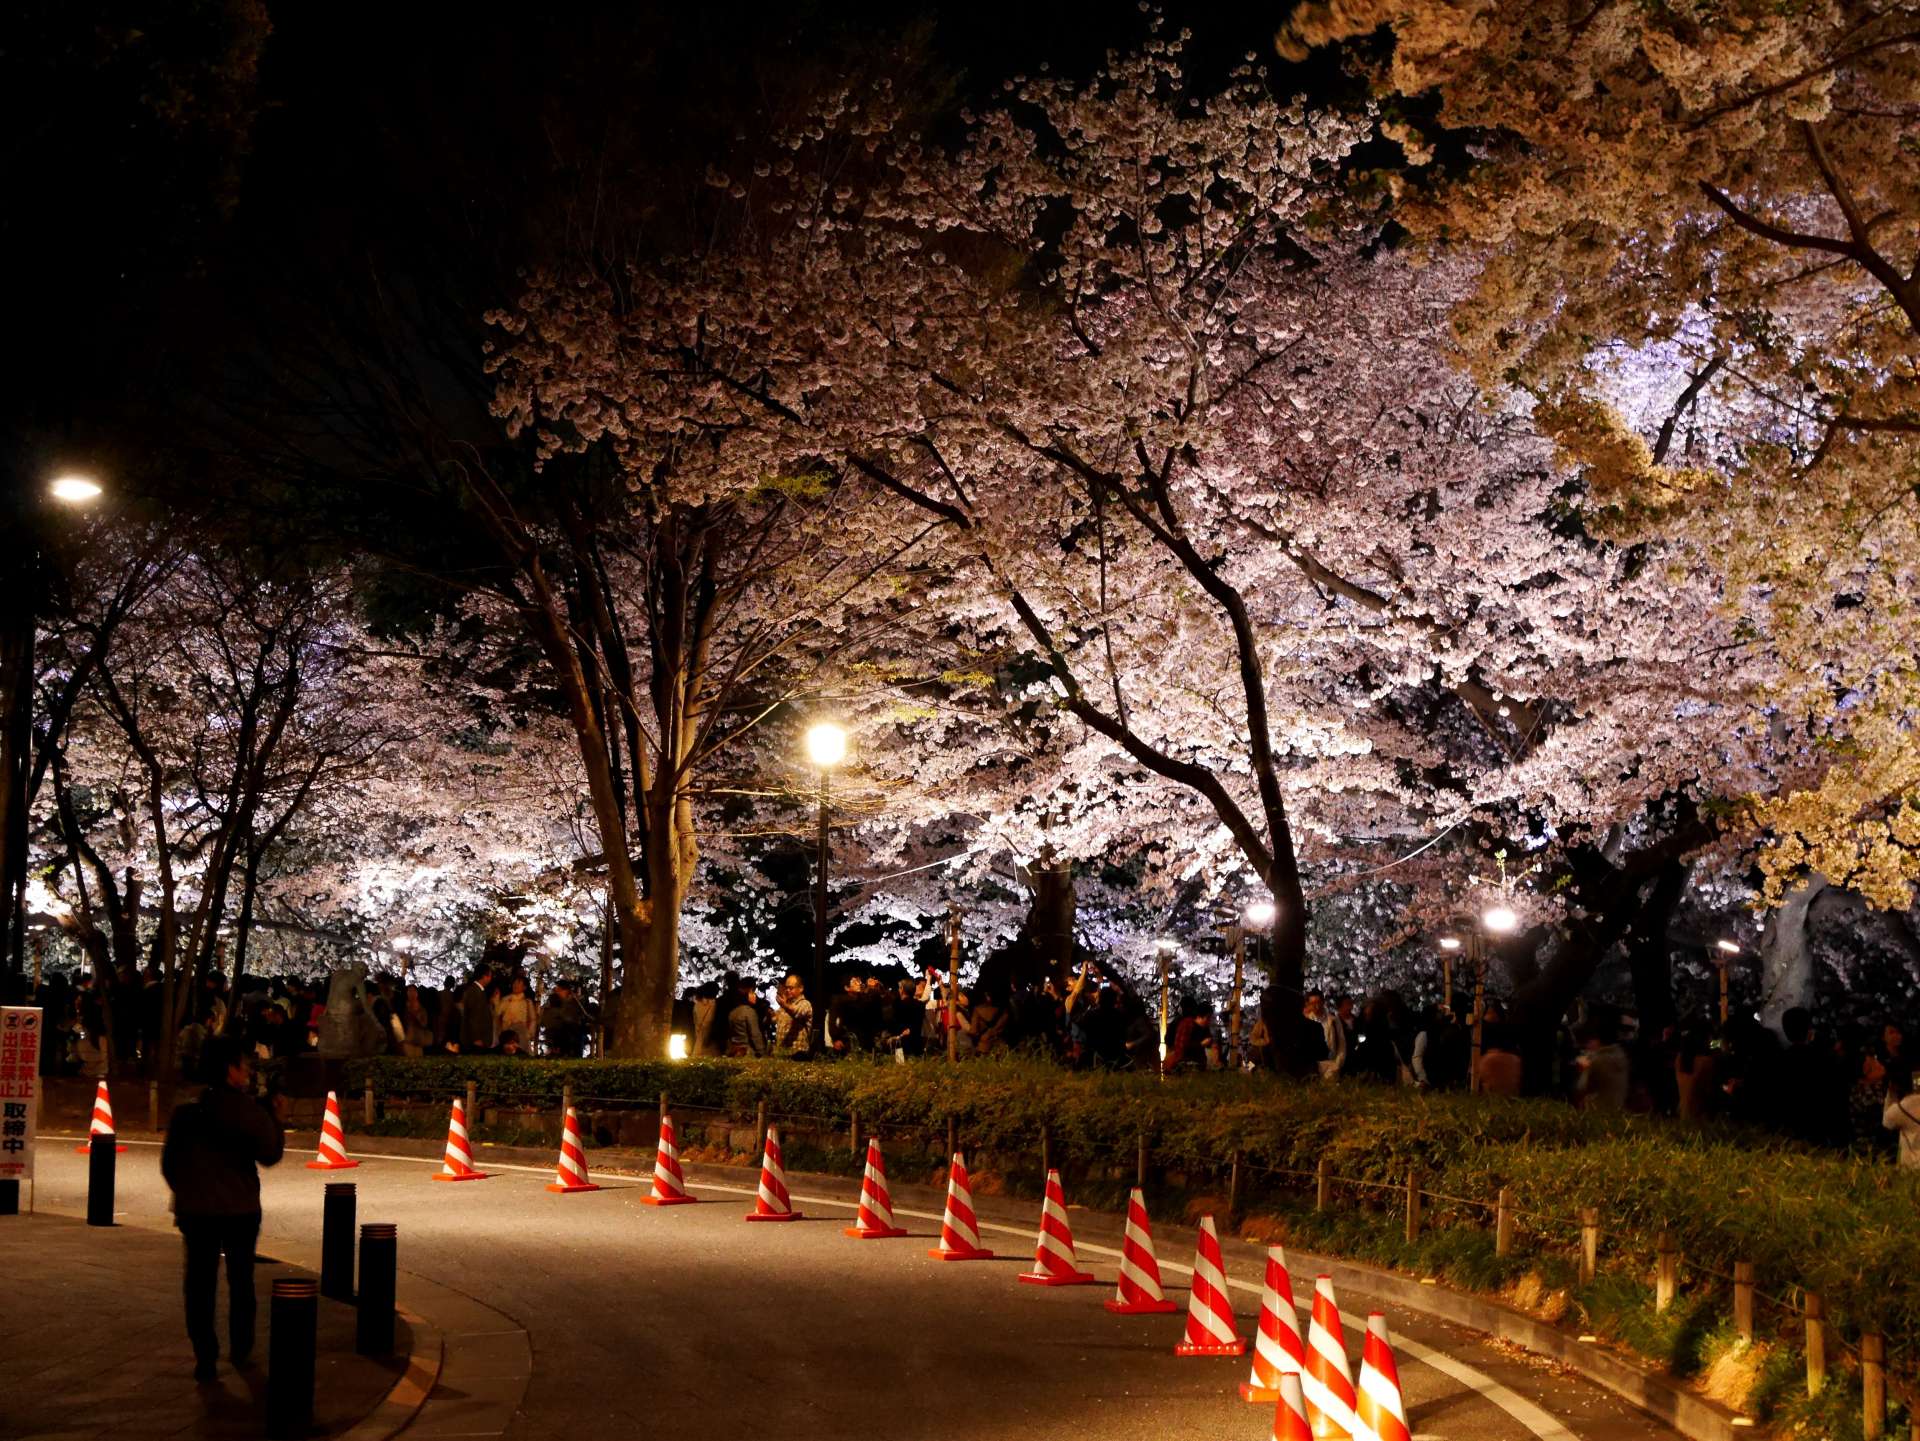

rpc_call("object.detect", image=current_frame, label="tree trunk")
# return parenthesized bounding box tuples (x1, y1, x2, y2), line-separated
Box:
(1025, 847, 1076, 988)
(1624, 861, 1691, 1038)
(1759, 875, 1826, 1035)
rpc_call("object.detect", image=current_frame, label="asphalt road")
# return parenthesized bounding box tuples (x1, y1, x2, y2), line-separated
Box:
(30, 1141, 1684, 1441)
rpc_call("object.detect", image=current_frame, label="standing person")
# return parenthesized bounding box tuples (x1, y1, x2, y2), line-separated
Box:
(493, 975, 539, 1056)
(1884, 1077, 1920, 1169)
(457, 964, 494, 1054)
(539, 979, 589, 1058)
(724, 982, 767, 1057)
(160, 1035, 287, 1382)
(773, 975, 814, 1057)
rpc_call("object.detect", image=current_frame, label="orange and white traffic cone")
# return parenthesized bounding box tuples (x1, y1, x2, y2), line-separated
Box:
(1018, 1168, 1097, 1286)
(75, 1080, 127, 1153)
(304, 1091, 360, 1170)
(1353, 1313, 1412, 1441)
(1241, 1245, 1307, 1401)
(843, 1137, 908, 1238)
(744, 1126, 802, 1222)
(640, 1113, 698, 1206)
(1174, 1214, 1246, 1356)
(544, 1106, 601, 1193)
(1105, 1186, 1181, 1314)
(1272, 1371, 1315, 1441)
(927, 1152, 995, 1260)
(1303, 1274, 1359, 1439)
(430, 1098, 488, 1181)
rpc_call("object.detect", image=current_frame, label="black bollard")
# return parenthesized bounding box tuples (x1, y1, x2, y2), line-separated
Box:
(355, 1223, 397, 1358)
(320, 1182, 356, 1301)
(265, 1278, 318, 1440)
(86, 1131, 115, 1226)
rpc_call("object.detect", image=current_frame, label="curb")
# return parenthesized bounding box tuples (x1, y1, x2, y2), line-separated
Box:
(338, 1305, 444, 1441)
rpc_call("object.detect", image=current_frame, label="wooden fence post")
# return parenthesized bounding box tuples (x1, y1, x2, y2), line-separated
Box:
(1228, 1151, 1242, 1224)
(464, 1080, 477, 1132)
(1578, 1208, 1599, 1284)
(363, 1083, 375, 1127)
(562, 1083, 573, 1122)
(1860, 1333, 1885, 1439)
(658, 1090, 668, 1124)
(850, 1108, 859, 1155)
(1135, 1133, 1148, 1190)
(756, 1099, 768, 1161)
(946, 1115, 957, 1160)
(1315, 1157, 1332, 1213)
(1732, 1262, 1755, 1342)
(1655, 1233, 1679, 1314)
(1405, 1170, 1422, 1244)
(1041, 1125, 1051, 1179)
(1494, 1187, 1514, 1258)
(1804, 1292, 1826, 1398)
(149, 1081, 159, 1131)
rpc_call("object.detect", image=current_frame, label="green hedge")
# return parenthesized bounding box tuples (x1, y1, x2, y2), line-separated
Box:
(350, 1053, 1920, 1381)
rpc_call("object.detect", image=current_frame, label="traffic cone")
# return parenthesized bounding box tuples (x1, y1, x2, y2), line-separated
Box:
(640, 1113, 698, 1206)
(430, 1098, 488, 1181)
(744, 1126, 802, 1222)
(544, 1106, 601, 1193)
(844, 1137, 908, 1239)
(75, 1080, 127, 1153)
(1302, 1274, 1359, 1439)
(1018, 1168, 1097, 1286)
(1174, 1214, 1246, 1356)
(1353, 1313, 1412, 1441)
(927, 1152, 995, 1260)
(1271, 1371, 1315, 1441)
(304, 1091, 360, 1170)
(1104, 1187, 1180, 1314)
(1241, 1245, 1307, 1401)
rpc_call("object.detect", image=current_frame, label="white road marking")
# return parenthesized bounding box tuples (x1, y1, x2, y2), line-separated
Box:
(54, 1140, 1578, 1439)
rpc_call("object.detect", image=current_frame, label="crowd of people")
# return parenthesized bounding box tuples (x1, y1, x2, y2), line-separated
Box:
(22, 958, 599, 1077)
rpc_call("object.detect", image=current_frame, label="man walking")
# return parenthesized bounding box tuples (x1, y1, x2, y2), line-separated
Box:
(160, 1035, 286, 1381)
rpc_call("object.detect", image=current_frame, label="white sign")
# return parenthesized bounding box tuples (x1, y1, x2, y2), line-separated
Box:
(0, 1007, 42, 1182)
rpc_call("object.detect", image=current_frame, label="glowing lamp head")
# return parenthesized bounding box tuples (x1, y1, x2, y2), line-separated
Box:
(1482, 905, 1520, 935)
(1438, 936, 1462, 952)
(1154, 937, 1178, 955)
(48, 474, 103, 504)
(805, 721, 847, 768)
(668, 1033, 689, 1061)
(1244, 899, 1277, 927)
(1715, 938, 1740, 955)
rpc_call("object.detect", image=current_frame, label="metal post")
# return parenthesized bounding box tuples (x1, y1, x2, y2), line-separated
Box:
(1135, 1132, 1147, 1190)
(86, 1131, 114, 1226)
(320, 1182, 356, 1301)
(464, 1080, 477, 1134)
(1315, 1157, 1332, 1213)
(1717, 961, 1730, 1029)
(1404, 1169, 1422, 1244)
(1228, 927, 1245, 1061)
(945, 908, 960, 1064)
(362, 1083, 374, 1127)
(1494, 1186, 1513, 1257)
(1469, 932, 1486, 1093)
(1732, 1261, 1755, 1341)
(265, 1278, 318, 1440)
(756, 1100, 768, 1161)
(1228, 1151, 1241, 1224)
(814, 768, 830, 1014)
(1578, 1207, 1599, 1284)
(355, 1223, 398, 1358)
(1803, 1292, 1826, 1397)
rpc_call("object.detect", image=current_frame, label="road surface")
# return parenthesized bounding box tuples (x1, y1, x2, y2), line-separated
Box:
(29, 1140, 1682, 1441)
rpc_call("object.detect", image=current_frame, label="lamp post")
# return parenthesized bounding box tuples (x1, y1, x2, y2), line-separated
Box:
(1238, 899, 1276, 1064)
(804, 722, 846, 1015)
(1154, 938, 1177, 1076)
(3, 472, 104, 976)
(1713, 938, 1739, 1028)
(1437, 935, 1461, 1013)
(1463, 903, 1520, 1092)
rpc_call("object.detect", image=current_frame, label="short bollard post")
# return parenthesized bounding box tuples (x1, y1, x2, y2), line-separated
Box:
(1227, 1151, 1242, 1224)
(1655, 1232, 1678, 1314)
(265, 1278, 318, 1440)
(757, 1100, 769, 1160)
(1579, 1208, 1600, 1284)
(1404, 1169, 1422, 1244)
(356, 1223, 398, 1359)
(1733, 1261, 1755, 1341)
(1135, 1133, 1148, 1190)
(321, 1182, 357, 1301)
(1315, 1157, 1332, 1214)
(945, 1114, 956, 1160)
(464, 1081, 478, 1133)
(1804, 1292, 1826, 1398)
(87, 1131, 116, 1227)
(1040, 1124, 1051, 1179)
(1494, 1187, 1514, 1258)
(1860, 1333, 1885, 1438)
(363, 1083, 375, 1127)
(148, 1080, 159, 1131)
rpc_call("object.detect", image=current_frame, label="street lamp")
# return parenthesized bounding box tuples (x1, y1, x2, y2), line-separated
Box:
(804, 722, 847, 1014)
(48, 473, 103, 504)
(1459, 901, 1522, 1093)
(1154, 938, 1177, 1072)
(1713, 938, 1740, 1026)
(1231, 900, 1276, 1063)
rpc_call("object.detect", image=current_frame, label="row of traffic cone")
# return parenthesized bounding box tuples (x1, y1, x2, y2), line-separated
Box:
(324, 1093, 1418, 1440)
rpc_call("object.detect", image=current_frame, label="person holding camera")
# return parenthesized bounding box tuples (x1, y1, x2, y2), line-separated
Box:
(160, 1034, 287, 1382)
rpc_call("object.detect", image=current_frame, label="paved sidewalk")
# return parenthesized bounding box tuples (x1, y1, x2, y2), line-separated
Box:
(1, 1212, 410, 1440)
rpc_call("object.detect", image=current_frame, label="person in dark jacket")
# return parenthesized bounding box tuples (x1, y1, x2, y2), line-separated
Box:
(457, 965, 494, 1053)
(160, 1035, 287, 1381)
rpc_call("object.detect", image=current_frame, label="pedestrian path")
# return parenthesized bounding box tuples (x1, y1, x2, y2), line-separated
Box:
(0, 1212, 409, 1440)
